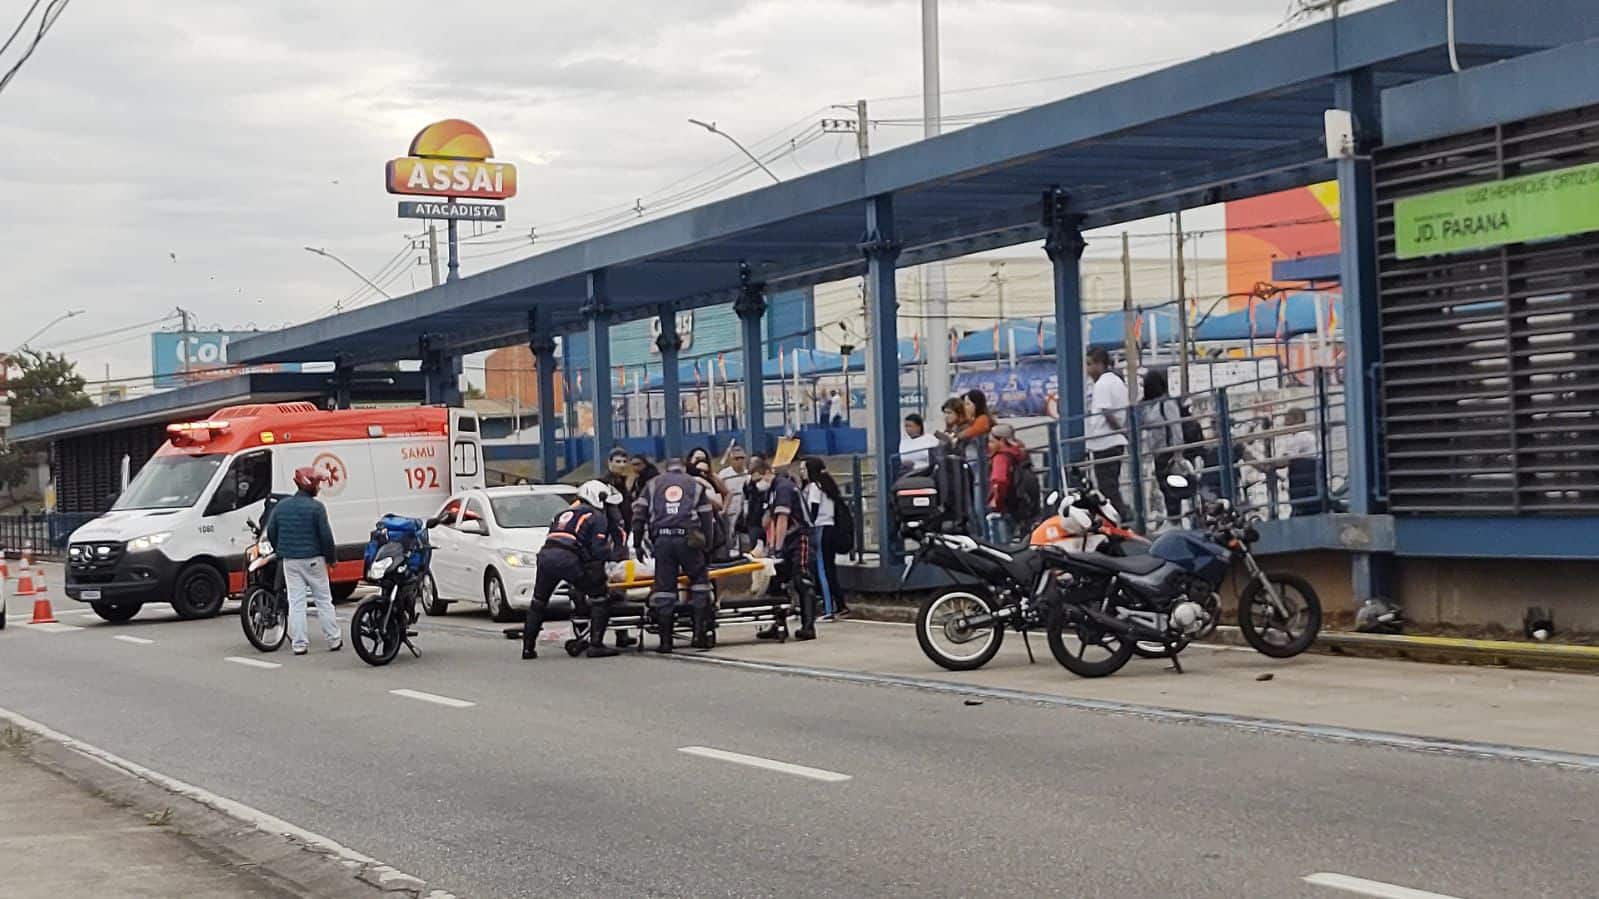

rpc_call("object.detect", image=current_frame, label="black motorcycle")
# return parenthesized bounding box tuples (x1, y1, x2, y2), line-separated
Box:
(239, 498, 288, 653)
(907, 530, 1056, 670)
(351, 515, 433, 667)
(1046, 474, 1322, 677)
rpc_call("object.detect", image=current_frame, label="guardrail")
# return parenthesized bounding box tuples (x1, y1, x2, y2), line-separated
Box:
(0, 513, 99, 559)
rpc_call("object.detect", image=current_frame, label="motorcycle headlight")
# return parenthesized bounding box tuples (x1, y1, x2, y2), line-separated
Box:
(502, 550, 538, 568)
(128, 531, 173, 553)
(368, 556, 395, 579)
(258, 539, 273, 555)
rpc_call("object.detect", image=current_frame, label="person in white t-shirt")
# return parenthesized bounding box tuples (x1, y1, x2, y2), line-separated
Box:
(716, 444, 750, 551)
(1085, 347, 1132, 523)
(898, 413, 941, 473)
(800, 456, 849, 619)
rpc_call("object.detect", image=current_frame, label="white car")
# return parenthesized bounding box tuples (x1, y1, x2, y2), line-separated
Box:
(424, 484, 580, 622)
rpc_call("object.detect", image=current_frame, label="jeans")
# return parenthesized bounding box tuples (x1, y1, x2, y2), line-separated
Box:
(1090, 447, 1133, 524)
(284, 557, 340, 650)
(812, 525, 845, 617)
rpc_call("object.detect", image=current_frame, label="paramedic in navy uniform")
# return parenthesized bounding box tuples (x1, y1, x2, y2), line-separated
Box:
(631, 458, 716, 653)
(754, 462, 820, 641)
(521, 480, 624, 660)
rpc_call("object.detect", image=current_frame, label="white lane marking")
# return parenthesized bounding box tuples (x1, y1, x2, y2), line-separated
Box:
(225, 656, 282, 670)
(0, 705, 440, 892)
(389, 689, 475, 709)
(1303, 873, 1466, 899)
(26, 622, 81, 633)
(113, 635, 154, 645)
(678, 746, 852, 783)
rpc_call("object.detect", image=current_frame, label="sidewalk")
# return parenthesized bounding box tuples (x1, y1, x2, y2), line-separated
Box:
(705, 619, 1599, 758)
(0, 742, 294, 899)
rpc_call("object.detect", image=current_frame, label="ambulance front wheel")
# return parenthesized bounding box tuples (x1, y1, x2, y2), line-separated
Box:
(330, 581, 358, 605)
(172, 564, 227, 620)
(92, 602, 142, 623)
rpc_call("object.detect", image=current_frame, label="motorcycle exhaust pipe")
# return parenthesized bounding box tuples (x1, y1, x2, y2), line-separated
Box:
(1067, 605, 1167, 643)
(956, 606, 1015, 631)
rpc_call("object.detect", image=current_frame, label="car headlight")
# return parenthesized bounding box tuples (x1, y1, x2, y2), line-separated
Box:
(127, 531, 173, 552)
(367, 556, 395, 579)
(502, 550, 539, 568)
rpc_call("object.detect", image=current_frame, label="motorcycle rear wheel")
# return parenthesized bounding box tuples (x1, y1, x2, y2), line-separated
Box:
(1046, 607, 1135, 678)
(1239, 573, 1321, 659)
(240, 587, 288, 653)
(916, 589, 1005, 671)
(352, 598, 404, 666)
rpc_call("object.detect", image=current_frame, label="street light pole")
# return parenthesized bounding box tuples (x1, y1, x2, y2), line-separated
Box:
(687, 119, 781, 184)
(921, 0, 951, 411)
(13, 308, 86, 353)
(304, 246, 394, 305)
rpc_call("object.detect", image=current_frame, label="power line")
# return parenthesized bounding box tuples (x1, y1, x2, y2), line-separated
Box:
(0, 0, 43, 58)
(0, 0, 71, 98)
(42, 313, 180, 349)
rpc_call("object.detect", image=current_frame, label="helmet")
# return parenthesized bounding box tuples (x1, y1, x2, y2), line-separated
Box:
(577, 479, 620, 508)
(293, 466, 324, 494)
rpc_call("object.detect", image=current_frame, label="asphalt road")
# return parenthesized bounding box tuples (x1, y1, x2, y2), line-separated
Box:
(2, 602, 1596, 899)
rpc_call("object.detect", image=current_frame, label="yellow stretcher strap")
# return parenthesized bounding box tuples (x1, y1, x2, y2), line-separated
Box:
(609, 559, 765, 590)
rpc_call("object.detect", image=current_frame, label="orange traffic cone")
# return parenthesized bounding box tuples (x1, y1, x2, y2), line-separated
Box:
(30, 566, 57, 624)
(14, 564, 36, 597)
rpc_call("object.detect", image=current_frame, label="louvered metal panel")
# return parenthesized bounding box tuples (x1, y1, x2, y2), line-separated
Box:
(1375, 103, 1599, 514)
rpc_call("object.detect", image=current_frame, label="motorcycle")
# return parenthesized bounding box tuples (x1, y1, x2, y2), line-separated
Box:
(1044, 473, 1322, 676)
(239, 498, 288, 653)
(350, 515, 433, 667)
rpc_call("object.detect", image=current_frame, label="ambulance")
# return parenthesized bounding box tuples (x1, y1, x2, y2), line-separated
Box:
(64, 403, 484, 623)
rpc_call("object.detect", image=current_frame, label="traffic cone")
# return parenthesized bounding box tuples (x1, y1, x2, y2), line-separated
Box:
(29, 566, 57, 624)
(15, 564, 36, 597)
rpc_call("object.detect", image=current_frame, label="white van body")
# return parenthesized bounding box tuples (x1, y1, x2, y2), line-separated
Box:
(64, 403, 484, 620)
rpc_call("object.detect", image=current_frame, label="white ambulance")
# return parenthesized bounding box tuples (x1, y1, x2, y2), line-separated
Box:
(64, 402, 484, 622)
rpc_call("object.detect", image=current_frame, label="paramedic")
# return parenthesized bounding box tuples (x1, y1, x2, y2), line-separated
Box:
(267, 467, 341, 656)
(522, 480, 624, 660)
(754, 462, 820, 641)
(632, 458, 716, 653)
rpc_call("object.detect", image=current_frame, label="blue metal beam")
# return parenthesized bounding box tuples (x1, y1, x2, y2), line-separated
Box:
(735, 268, 767, 457)
(1383, 37, 1599, 146)
(1044, 190, 1087, 465)
(863, 194, 901, 567)
(1393, 516, 1599, 560)
(586, 270, 615, 461)
(529, 307, 560, 484)
(657, 303, 684, 459)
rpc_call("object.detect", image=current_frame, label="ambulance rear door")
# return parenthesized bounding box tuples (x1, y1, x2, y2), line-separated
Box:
(448, 409, 486, 492)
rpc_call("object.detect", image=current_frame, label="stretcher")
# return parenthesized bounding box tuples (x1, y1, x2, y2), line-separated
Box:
(501, 555, 797, 653)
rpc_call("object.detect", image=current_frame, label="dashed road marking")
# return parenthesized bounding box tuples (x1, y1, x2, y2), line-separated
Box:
(225, 656, 282, 670)
(1303, 873, 1465, 898)
(389, 689, 476, 709)
(113, 635, 154, 645)
(678, 746, 852, 783)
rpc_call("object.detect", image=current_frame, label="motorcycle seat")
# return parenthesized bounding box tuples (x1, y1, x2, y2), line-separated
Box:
(1060, 550, 1166, 576)
(972, 537, 1035, 558)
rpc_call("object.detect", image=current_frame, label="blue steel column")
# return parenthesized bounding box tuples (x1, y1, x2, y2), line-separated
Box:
(862, 195, 901, 566)
(735, 264, 767, 457)
(528, 308, 560, 484)
(1336, 70, 1388, 603)
(1044, 189, 1088, 465)
(419, 336, 462, 407)
(585, 271, 615, 462)
(657, 304, 684, 459)
(332, 361, 352, 409)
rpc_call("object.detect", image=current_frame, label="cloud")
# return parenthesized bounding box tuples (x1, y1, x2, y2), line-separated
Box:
(0, 0, 1320, 384)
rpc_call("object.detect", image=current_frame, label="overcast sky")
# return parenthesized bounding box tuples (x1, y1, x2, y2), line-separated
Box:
(1, 0, 1379, 388)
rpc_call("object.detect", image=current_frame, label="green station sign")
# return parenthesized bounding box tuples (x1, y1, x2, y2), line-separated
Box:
(1394, 160, 1599, 259)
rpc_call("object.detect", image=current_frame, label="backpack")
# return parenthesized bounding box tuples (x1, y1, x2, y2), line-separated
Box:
(1004, 453, 1042, 524)
(1179, 400, 1205, 451)
(827, 495, 855, 554)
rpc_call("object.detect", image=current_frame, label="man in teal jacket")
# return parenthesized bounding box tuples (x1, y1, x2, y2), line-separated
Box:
(266, 467, 341, 655)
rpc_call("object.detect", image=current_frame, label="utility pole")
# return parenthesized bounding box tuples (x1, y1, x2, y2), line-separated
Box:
(1175, 209, 1191, 395)
(427, 223, 441, 287)
(921, 0, 950, 413)
(177, 306, 194, 382)
(991, 262, 1015, 368)
(855, 99, 869, 158)
(1120, 232, 1138, 399)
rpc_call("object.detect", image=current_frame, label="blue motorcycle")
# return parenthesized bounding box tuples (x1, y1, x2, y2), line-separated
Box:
(351, 515, 434, 667)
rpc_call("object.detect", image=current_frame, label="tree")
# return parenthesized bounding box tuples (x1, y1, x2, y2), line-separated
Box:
(4, 349, 94, 423)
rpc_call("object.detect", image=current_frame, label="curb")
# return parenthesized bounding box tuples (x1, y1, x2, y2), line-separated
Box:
(0, 707, 455, 899)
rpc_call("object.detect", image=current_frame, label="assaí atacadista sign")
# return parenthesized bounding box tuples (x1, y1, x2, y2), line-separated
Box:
(1395, 160, 1599, 259)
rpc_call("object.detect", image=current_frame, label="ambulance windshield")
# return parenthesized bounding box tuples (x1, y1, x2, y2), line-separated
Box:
(113, 454, 226, 511)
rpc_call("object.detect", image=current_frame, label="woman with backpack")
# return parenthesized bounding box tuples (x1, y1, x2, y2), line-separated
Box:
(1141, 368, 1187, 527)
(985, 424, 1036, 542)
(800, 456, 851, 619)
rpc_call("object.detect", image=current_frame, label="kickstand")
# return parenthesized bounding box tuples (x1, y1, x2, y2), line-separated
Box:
(403, 637, 421, 658)
(1166, 646, 1183, 674)
(1021, 628, 1035, 664)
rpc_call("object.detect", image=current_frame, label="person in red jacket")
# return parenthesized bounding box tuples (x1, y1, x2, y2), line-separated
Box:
(986, 424, 1027, 524)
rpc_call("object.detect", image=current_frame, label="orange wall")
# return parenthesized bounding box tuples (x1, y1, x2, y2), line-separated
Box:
(483, 345, 564, 411)
(1224, 183, 1341, 304)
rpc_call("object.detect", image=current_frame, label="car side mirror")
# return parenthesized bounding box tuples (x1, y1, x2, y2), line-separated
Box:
(459, 519, 488, 537)
(425, 515, 444, 529)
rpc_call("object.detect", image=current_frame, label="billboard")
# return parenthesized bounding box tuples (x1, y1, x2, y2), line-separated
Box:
(953, 360, 1060, 419)
(386, 119, 517, 201)
(151, 332, 300, 388)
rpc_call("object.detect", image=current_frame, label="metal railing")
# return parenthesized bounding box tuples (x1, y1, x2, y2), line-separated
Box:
(0, 513, 99, 559)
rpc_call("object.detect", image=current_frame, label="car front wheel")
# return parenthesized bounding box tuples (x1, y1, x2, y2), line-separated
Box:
(485, 570, 517, 623)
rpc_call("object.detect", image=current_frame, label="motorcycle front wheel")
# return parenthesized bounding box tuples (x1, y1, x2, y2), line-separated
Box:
(1238, 573, 1322, 658)
(916, 588, 1005, 671)
(1046, 606, 1135, 678)
(240, 587, 288, 653)
(351, 597, 404, 667)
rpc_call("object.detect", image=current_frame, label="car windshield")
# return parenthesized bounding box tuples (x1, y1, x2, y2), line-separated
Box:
(489, 492, 577, 529)
(113, 453, 226, 511)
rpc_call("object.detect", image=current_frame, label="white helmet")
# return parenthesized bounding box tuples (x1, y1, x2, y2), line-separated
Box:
(577, 479, 622, 508)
